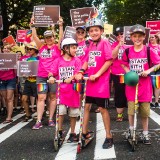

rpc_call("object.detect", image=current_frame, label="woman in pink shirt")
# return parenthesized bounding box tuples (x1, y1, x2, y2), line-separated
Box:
(149, 34, 160, 108)
(31, 17, 63, 129)
(111, 27, 128, 121)
(0, 44, 16, 123)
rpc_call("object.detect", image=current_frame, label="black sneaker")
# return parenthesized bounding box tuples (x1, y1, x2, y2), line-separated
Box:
(155, 102, 159, 108)
(150, 103, 155, 108)
(102, 138, 113, 149)
(143, 134, 151, 145)
(59, 130, 64, 140)
(67, 133, 78, 143)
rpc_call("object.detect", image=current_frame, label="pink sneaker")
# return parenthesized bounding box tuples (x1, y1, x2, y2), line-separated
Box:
(48, 120, 55, 127)
(32, 122, 43, 130)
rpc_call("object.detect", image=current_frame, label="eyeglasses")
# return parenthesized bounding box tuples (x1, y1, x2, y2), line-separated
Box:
(76, 31, 85, 34)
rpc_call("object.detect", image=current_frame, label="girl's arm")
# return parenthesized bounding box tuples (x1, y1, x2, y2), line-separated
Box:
(57, 17, 63, 50)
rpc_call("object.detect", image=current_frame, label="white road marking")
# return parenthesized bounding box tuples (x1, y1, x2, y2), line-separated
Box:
(150, 109, 160, 125)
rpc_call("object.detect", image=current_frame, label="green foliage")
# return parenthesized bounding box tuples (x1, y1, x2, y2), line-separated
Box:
(0, 0, 102, 39)
(104, 0, 160, 30)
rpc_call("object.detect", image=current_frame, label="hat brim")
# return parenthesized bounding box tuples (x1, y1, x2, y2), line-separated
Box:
(44, 34, 53, 38)
(130, 31, 145, 35)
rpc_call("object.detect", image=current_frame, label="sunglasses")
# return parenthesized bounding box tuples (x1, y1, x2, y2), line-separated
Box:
(76, 31, 85, 34)
(28, 48, 34, 51)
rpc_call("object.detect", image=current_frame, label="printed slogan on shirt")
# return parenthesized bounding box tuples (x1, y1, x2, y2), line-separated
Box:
(59, 66, 75, 80)
(129, 58, 148, 74)
(88, 51, 101, 67)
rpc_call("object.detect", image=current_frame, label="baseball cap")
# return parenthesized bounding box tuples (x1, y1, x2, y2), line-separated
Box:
(114, 27, 124, 36)
(76, 26, 86, 31)
(130, 24, 145, 35)
(43, 30, 54, 38)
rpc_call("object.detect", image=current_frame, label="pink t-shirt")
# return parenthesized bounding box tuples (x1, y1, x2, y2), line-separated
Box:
(111, 41, 130, 75)
(76, 40, 89, 65)
(149, 43, 160, 56)
(122, 45, 160, 102)
(38, 45, 61, 78)
(0, 69, 16, 80)
(85, 39, 112, 98)
(51, 56, 82, 108)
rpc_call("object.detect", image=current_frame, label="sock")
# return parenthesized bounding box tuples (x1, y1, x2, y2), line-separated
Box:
(143, 131, 148, 135)
(129, 126, 134, 130)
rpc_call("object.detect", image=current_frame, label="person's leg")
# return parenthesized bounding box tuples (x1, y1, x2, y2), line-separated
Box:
(154, 88, 160, 107)
(36, 93, 47, 121)
(48, 93, 56, 120)
(22, 95, 30, 116)
(113, 74, 126, 121)
(82, 103, 92, 134)
(127, 101, 134, 130)
(140, 102, 151, 144)
(30, 96, 36, 112)
(99, 107, 112, 138)
(5, 90, 14, 121)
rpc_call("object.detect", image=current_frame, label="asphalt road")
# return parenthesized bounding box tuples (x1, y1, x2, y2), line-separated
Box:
(0, 103, 160, 160)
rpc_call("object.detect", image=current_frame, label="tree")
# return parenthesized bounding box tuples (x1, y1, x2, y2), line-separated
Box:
(103, 0, 160, 30)
(0, 0, 103, 40)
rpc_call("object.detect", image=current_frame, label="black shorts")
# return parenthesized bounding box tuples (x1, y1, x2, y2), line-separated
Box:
(22, 80, 37, 97)
(112, 74, 127, 108)
(85, 96, 109, 108)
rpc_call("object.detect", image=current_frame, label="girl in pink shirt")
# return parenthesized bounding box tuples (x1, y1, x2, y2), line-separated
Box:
(48, 38, 81, 142)
(122, 24, 160, 145)
(76, 18, 113, 149)
(31, 17, 63, 129)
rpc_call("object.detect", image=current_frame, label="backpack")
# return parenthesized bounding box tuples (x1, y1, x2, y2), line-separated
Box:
(125, 46, 160, 75)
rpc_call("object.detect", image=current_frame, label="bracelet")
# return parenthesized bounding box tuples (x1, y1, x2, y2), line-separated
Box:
(48, 75, 53, 79)
(30, 24, 35, 28)
(154, 65, 160, 72)
(78, 69, 85, 75)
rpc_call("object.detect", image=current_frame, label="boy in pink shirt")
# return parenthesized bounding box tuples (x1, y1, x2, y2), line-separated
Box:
(122, 24, 160, 145)
(76, 18, 113, 149)
(48, 38, 81, 142)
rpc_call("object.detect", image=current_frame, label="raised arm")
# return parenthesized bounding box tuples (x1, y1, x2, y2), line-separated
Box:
(57, 17, 64, 49)
(30, 16, 43, 49)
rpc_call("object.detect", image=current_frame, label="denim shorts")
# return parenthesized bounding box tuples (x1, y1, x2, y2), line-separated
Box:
(36, 76, 57, 94)
(0, 78, 16, 90)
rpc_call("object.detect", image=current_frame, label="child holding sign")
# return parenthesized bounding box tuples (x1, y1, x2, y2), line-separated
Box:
(76, 18, 113, 149)
(48, 38, 81, 142)
(122, 24, 160, 144)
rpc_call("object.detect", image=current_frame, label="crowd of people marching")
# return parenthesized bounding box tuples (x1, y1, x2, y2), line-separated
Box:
(0, 14, 160, 149)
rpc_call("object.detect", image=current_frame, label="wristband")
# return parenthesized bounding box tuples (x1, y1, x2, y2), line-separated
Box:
(48, 75, 54, 79)
(78, 69, 85, 75)
(30, 24, 35, 28)
(154, 65, 160, 72)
